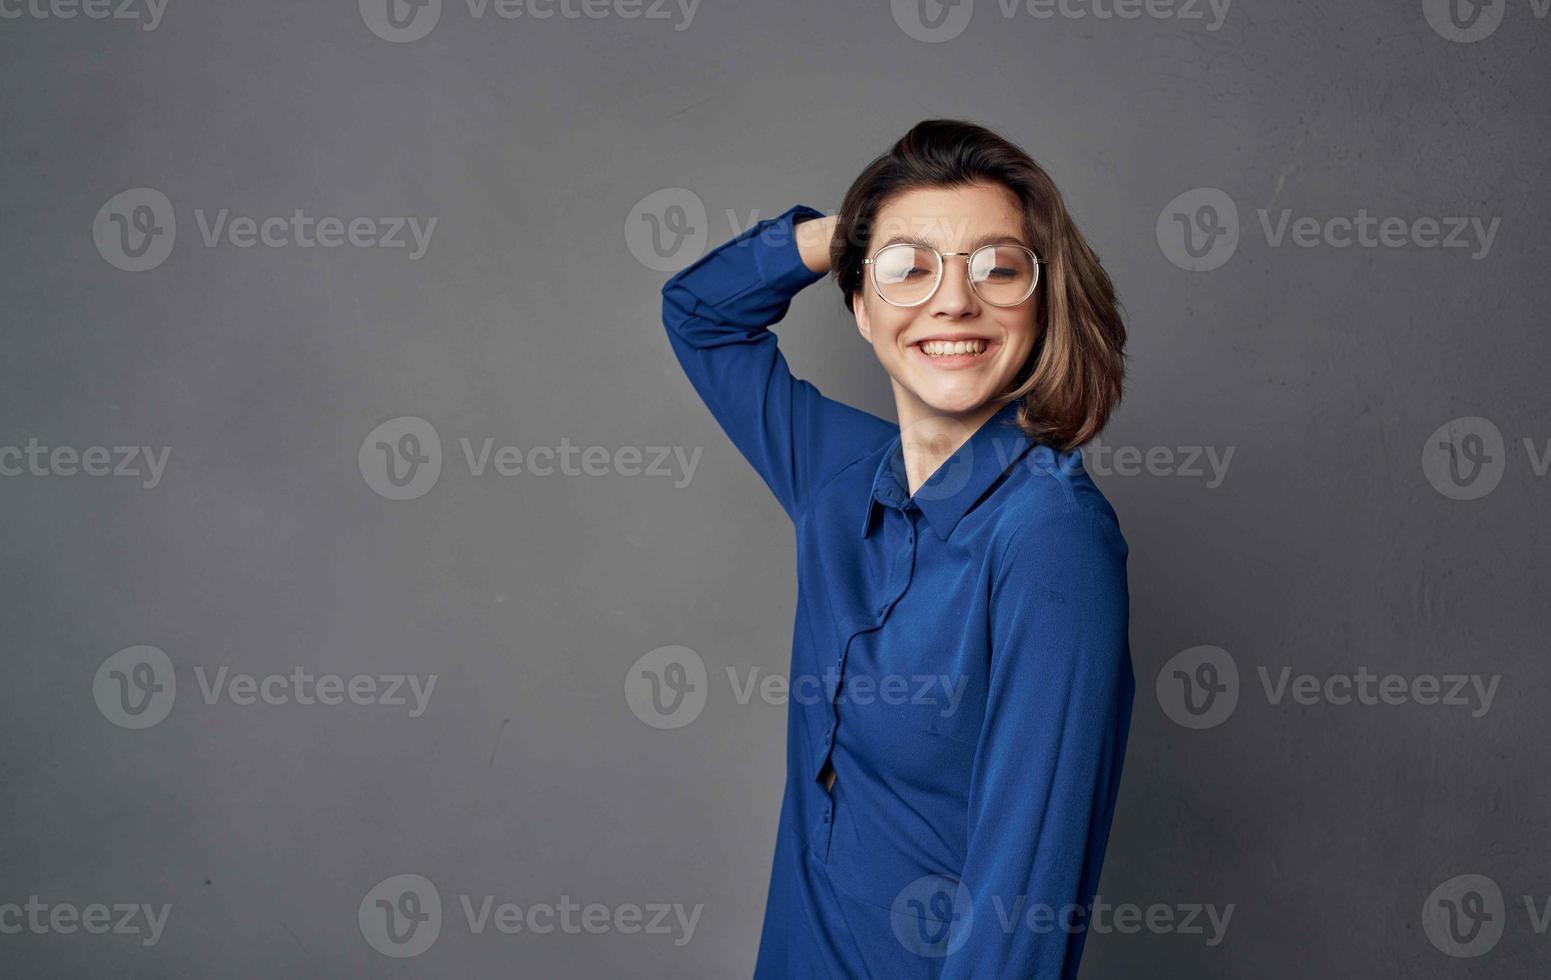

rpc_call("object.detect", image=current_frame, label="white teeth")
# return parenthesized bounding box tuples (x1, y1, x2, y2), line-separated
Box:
(918, 339, 987, 357)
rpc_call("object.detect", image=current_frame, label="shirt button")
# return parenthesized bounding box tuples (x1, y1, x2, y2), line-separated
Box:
(823, 732, 831, 745)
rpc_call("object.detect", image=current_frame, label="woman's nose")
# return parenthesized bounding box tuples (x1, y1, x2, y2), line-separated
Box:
(928, 254, 979, 314)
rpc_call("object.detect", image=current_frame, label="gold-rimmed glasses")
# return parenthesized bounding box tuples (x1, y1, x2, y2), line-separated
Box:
(862, 242, 1042, 308)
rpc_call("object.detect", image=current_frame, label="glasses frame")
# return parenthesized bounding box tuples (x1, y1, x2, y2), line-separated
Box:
(862, 242, 1044, 309)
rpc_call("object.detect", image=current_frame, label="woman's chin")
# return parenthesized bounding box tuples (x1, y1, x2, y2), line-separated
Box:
(912, 388, 998, 420)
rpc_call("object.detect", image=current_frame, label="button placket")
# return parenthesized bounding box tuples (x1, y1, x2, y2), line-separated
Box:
(821, 497, 917, 854)
(819, 655, 843, 844)
(876, 506, 918, 624)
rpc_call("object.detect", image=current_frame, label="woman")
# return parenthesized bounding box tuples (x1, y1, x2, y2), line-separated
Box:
(660, 119, 1133, 979)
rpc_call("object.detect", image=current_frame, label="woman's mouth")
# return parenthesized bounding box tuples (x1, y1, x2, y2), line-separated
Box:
(911, 337, 994, 368)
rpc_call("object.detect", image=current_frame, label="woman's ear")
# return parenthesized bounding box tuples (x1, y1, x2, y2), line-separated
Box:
(852, 291, 872, 344)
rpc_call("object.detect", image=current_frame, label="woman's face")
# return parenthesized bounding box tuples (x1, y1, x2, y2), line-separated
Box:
(852, 182, 1040, 428)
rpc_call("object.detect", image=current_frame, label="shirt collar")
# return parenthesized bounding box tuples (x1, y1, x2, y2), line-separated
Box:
(860, 400, 1039, 541)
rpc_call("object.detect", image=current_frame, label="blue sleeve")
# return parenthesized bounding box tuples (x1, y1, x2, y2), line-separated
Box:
(660, 204, 893, 521)
(938, 505, 1136, 980)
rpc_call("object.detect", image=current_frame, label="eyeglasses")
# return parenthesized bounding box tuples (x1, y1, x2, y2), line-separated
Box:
(862, 242, 1043, 308)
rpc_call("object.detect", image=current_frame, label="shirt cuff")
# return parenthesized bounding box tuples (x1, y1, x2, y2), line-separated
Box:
(752, 203, 829, 293)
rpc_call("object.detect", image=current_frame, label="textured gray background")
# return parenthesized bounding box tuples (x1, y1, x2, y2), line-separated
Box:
(2, 0, 1549, 976)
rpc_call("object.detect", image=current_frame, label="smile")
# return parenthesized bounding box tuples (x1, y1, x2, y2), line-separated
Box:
(910, 336, 995, 369)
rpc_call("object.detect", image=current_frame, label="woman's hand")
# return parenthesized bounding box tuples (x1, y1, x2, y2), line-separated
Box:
(795, 212, 839, 275)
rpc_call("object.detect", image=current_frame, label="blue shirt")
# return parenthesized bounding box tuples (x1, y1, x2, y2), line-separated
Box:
(661, 203, 1134, 979)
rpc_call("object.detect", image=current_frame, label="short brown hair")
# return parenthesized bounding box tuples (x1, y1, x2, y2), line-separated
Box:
(830, 119, 1127, 452)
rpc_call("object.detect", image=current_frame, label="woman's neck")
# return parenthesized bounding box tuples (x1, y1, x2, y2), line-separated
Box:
(893, 389, 1007, 497)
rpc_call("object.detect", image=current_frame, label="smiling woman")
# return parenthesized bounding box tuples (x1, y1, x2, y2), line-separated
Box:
(828, 123, 1127, 463)
(660, 118, 1133, 979)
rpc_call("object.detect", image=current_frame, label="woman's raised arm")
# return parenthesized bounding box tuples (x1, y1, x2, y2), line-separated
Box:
(660, 204, 892, 520)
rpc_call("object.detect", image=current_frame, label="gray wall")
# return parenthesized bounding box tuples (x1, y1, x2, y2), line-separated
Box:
(2, 0, 1548, 976)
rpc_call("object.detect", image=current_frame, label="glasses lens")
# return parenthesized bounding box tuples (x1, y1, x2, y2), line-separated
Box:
(969, 246, 1037, 306)
(872, 244, 940, 305)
